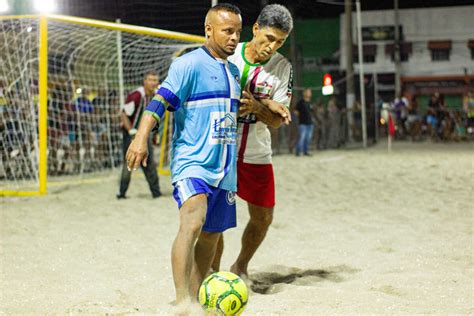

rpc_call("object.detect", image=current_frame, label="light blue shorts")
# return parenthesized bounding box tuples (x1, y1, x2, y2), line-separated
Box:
(173, 178, 236, 233)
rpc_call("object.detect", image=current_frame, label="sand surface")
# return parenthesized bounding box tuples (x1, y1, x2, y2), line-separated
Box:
(1, 141, 473, 315)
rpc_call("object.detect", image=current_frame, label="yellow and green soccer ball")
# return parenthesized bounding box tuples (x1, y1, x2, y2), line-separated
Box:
(198, 271, 248, 315)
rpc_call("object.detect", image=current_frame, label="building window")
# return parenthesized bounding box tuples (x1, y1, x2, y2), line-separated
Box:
(469, 40, 474, 60)
(385, 42, 412, 63)
(431, 49, 450, 61)
(428, 40, 452, 62)
(353, 44, 377, 64)
(363, 54, 376, 63)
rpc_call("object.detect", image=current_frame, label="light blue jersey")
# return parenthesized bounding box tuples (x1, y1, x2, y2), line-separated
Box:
(145, 47, 241, 191)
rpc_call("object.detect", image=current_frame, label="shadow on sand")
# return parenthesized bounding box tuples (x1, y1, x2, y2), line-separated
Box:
(250, 265, 359, 294)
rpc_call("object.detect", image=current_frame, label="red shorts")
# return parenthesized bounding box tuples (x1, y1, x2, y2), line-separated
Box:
(237, 161, 275, 208)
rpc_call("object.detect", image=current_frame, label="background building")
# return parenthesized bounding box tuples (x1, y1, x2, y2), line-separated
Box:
(340, 5, 474, 108)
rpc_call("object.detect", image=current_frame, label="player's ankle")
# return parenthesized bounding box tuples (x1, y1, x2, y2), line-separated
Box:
(230, 262, 248, 277)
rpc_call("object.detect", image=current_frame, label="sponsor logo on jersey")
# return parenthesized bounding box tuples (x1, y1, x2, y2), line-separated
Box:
(210, 112, 237, 145)
(254, 81, 272, 98)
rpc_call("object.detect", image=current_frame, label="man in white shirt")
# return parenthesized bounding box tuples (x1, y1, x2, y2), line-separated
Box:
(212, 4, 293, 277)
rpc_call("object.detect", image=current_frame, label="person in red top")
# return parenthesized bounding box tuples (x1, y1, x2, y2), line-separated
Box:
(117, 70, 161, 199)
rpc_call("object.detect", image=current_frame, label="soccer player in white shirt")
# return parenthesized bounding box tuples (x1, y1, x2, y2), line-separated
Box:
(212, 4, 294, 278)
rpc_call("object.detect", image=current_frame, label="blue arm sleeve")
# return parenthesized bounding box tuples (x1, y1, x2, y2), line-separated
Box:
(144, 58, 193, 122)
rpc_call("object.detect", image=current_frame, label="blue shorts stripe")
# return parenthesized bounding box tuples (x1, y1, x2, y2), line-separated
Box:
(172, 178, 236, 233)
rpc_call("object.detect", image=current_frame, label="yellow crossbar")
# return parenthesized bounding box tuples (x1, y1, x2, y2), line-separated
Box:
(0, 14, 206, 43)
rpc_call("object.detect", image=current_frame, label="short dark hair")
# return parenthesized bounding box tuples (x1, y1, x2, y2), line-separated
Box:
(257, 4, 293, 33)
(144, 70, 158, 79)
(208, 3, 241, 16)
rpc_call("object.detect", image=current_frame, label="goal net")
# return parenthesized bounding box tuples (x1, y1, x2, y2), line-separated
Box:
(0, 15, 203, 195)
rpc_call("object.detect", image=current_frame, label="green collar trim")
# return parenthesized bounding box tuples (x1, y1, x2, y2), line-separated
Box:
(241, 42, 271, 66)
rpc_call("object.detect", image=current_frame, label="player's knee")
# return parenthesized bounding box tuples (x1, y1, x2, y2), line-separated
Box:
(251, 208, 273, 227)
(197, 231, 220, 247)
(180, 215, 205, 238)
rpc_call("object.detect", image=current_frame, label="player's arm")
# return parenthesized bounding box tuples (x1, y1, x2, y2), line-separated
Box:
(125, 94, 166, 171)
(260, 62, 294, 127)
(239, 89, 290, 129)
(260, 98, 292, 125)
(120, 111, 133, 133)
(121, 92, 141, 135)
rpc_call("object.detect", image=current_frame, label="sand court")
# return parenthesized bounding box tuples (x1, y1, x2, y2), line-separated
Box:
(1, 141, 472, 314)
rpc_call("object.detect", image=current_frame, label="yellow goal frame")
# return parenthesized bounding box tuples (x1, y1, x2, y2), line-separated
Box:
(0, 14, 205, 196)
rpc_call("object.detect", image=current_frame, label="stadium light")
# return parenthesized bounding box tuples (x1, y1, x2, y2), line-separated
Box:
(34, 0, 57, 13)
(0, 0, 9, 14)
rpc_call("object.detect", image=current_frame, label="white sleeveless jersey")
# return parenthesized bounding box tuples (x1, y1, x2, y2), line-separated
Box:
(228, 42, 293, 164)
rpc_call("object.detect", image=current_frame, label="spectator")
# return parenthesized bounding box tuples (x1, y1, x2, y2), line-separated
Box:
(392, 93, 408, 139)
(327, 96, 340, 148)
(463, 91, 474, 138)
(426, 94, 439, 139)
(295, 88, 314, 156)
(116, 70, 162, 199)
(313, 97, 327, 149)
(405, 95, 422, 141)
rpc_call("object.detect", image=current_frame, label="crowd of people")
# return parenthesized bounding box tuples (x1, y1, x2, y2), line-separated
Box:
(277, 89, 474, 156)
(391, 91, 474, 142)
(46, 84, 123, 175)
(0, 78, 126, 180)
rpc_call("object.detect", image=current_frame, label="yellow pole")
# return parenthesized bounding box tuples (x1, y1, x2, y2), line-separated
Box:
(38, 16, 48, 194)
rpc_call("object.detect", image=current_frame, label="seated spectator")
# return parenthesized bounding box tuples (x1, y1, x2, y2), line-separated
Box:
(405, 95, 422, 141)
(392, 94, 408, 139)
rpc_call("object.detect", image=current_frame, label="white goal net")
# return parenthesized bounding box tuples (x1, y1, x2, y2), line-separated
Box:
(0, 15, 203, 194)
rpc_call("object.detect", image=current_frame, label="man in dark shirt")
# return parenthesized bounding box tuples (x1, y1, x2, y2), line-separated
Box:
(295, 88, 314, 156)
(117, 70, 161, 199)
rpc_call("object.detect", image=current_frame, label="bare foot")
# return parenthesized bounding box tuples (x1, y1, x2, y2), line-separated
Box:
(230, 263, 248, 278)
(230, 263, 254, 290)
(171, 299, 204, 316)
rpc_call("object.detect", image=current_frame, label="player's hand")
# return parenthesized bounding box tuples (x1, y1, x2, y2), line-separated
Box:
(260, 98, 292, 125)
(239, 90, 259, 117)
(125, 134, 148, 171)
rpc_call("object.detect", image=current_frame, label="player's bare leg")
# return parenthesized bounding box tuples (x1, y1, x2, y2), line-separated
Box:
(230, 202, 274, 276)
(211, 233, 224, 272)
(171, 194, 207, 304)
(190, 231, 221, 296)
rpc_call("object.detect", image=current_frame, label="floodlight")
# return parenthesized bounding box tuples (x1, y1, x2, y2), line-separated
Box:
(34, 0, 57, 13)
(0, 0, 9, 14)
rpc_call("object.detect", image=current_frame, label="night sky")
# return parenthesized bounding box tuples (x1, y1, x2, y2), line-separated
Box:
(52, 0, 474, 35)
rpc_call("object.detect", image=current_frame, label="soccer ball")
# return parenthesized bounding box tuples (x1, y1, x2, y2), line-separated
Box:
(198, 271, 248, 315)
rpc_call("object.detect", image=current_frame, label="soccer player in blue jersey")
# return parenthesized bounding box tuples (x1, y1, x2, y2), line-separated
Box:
(125, 3, 242, 307)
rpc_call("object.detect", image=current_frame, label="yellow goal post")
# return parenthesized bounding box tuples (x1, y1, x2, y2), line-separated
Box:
(0, 14, 204, 196)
